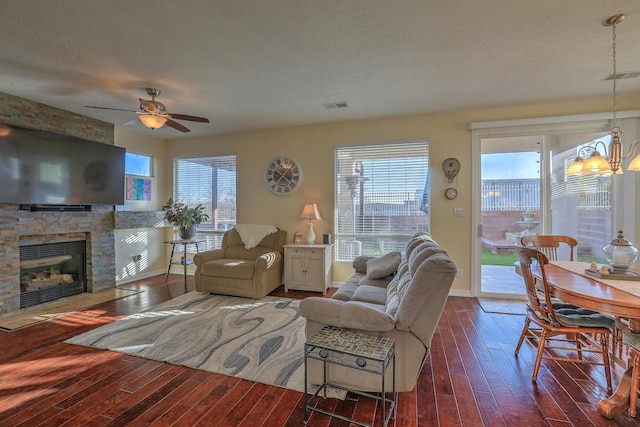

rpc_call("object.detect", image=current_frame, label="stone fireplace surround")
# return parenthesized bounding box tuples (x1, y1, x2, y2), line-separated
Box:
(0, 91, 117, 316)
(0, 205, 117, 315)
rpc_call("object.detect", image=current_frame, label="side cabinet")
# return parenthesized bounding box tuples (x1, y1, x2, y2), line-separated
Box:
(283, 244, 332, 294)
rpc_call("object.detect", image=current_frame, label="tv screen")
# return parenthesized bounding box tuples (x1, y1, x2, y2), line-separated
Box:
(0, 123, 125, 205)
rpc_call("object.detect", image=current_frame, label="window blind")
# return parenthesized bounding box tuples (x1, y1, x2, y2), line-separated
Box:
(172, 155, 236, 250)
(334, 140, 429, 261)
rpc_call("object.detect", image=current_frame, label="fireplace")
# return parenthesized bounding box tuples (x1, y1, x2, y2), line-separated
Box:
(20, 241, 87, 309)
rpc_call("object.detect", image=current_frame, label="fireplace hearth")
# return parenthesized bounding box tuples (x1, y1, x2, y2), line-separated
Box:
(20, 241, 86, 309)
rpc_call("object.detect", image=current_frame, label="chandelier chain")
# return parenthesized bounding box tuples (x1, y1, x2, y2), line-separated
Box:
(611, 20, 618, 126)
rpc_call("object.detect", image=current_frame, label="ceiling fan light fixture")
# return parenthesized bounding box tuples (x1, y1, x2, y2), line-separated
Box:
(139, 114, 167, 130)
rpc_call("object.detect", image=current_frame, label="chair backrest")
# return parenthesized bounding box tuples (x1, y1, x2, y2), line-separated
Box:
(222, 228, 287, 260)
(520, 235, 578, 261)
(515, 244, 555, 324)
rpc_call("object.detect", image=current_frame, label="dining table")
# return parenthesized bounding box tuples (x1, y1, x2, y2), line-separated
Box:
(527, 260, 640, 419)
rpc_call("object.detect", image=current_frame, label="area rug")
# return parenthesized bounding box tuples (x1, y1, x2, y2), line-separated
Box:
(65, 292, 336, 395)
(0, 288, 140, 331)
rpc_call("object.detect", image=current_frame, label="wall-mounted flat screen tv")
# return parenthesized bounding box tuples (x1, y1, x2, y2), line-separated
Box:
(0, 123, 125, 205)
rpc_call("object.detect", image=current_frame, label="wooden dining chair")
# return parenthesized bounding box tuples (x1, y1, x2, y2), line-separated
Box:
(514, 245, 614, 393)
(520, 235, 578, 261)
(623, 334, 640, 416)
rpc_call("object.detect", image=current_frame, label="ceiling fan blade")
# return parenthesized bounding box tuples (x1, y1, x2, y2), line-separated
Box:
(165, 119, 191, 133)
(85, 106, 138, 113)
(168, 113, 210, 123)
(121, 117, 140, 127)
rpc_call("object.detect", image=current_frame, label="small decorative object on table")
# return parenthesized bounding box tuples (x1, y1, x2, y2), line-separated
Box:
(294, 232, 303, 244)
(585, 230, 640, 281)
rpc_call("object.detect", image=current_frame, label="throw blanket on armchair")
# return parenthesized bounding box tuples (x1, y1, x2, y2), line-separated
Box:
(234, 224, 278, 249)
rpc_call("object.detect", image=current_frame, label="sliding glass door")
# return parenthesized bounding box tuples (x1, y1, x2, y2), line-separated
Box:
(476, 129, 612, 298)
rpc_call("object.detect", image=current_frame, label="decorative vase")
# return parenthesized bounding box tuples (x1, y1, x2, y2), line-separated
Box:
(179, 225, 196, 240)
(603, 230, 638, 271)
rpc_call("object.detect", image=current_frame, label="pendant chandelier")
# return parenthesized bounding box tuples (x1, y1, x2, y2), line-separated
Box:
(567, 14, 640, 176)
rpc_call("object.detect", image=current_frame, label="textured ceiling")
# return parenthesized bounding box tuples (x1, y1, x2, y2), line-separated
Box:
(0, 0, 639, 138)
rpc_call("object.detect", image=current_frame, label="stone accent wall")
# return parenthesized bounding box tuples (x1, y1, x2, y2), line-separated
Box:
(115, 211, 167, 229)
(0, 91, 116, 315)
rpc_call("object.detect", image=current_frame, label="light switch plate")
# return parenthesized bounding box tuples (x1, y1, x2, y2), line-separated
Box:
(453, 208, 463, 217)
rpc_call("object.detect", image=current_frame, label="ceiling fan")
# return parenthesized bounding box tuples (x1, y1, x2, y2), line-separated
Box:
(85, 88, 210, 133)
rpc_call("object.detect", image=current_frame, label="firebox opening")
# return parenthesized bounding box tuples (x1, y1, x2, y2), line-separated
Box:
(19, 240, 87, 309)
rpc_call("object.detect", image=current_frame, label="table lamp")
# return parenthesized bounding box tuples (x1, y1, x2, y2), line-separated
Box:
(300, 203, 322, 244)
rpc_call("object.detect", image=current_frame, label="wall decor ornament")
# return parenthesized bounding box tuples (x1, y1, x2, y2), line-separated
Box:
(264, 155, 302, 195)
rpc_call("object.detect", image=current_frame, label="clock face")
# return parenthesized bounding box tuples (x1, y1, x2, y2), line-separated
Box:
(445, 187, 458, 200)
(264, 156, 302, 195)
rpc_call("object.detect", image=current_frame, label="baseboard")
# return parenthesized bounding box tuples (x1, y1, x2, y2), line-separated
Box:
(448, 289, 472, 297)
(117, 269, 165, 285)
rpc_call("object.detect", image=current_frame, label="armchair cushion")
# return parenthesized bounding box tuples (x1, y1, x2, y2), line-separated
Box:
(199, 259, 255, 279)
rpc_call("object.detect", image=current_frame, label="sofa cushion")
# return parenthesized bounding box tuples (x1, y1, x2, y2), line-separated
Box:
(299, 298, 394, 332)
(357, 276, 392, 289)
(366, 251, 402, 279)
(351, 284, 388, 305)
(352, 256, 374, 274)
(199, 259, 255, 279)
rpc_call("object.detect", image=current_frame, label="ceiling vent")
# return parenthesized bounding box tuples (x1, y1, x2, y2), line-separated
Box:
(323, 101, 349, 109)
(603, 71, 640, 80)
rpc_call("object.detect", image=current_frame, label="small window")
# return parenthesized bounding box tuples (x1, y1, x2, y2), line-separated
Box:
(125, 152, 152, 177)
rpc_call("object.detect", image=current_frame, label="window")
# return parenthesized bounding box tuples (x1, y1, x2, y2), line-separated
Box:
(334, 140, 429, 261)
(125, 152, 152, 176)
(172, 155, 236, 250)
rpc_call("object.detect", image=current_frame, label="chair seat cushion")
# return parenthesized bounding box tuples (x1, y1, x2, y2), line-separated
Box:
(623, 333, 640, 349)
(200, 259, 255, 279)
(554, 307, 615, 329)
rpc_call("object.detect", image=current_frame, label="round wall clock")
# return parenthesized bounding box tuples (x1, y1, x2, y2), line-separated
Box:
(445, 187, 458, 200)
(264, 156, 302, 195)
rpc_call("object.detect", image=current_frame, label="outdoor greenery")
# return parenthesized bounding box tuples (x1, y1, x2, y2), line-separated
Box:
(482, 248, 606, 265)
(481, 249, 518, 266)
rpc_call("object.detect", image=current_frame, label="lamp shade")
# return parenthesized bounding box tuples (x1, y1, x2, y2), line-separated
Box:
(583, 151, 611, 174)
(139, 114, 167, 130)
(628, 154, 640, 171)
(566, 158, 584, 176)
(300, 203, 322, 220)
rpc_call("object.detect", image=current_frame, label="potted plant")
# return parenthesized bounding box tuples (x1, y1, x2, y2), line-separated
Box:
(163, 198, 210, 239)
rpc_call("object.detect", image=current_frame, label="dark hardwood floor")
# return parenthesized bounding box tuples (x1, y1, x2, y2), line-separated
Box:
(1, 275, 639, 426)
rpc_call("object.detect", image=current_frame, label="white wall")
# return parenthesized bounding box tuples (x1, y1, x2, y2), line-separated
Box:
(113, 128, 169, 284)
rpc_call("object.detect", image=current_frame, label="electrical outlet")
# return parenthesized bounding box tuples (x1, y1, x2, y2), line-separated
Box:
(456, 269, 463, 278)
(453, 208, 463, 217)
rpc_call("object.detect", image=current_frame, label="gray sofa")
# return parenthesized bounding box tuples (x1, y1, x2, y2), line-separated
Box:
(299, 232, 457, 392)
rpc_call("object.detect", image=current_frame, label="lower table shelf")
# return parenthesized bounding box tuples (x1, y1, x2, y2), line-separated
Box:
(304, 326, 396, 427)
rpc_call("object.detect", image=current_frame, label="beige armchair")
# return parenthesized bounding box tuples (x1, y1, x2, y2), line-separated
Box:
(193, 227, 287, 298)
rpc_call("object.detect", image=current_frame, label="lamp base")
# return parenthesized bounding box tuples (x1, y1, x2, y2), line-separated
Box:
(306, 221, 316, 244)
